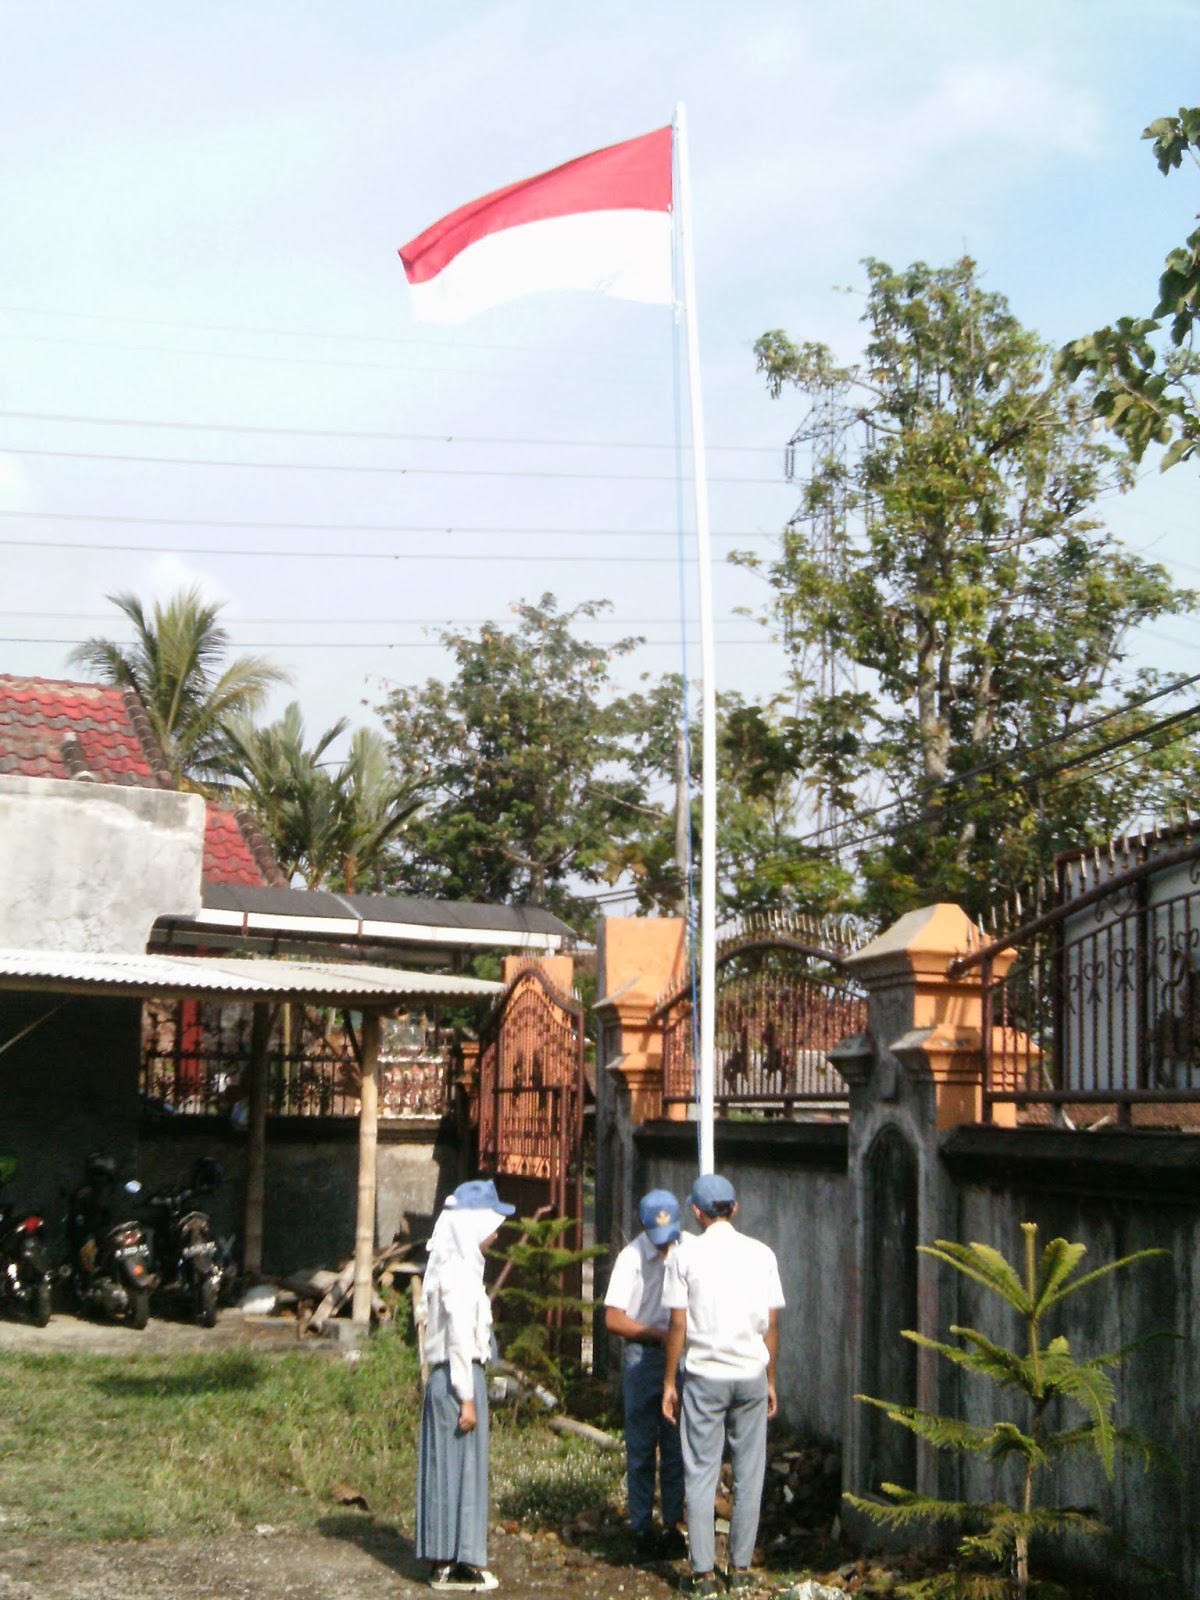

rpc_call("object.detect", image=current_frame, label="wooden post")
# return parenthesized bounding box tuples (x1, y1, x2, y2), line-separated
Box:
(242, 1001, 273, 1279)
(351, 1010, 382, 1325)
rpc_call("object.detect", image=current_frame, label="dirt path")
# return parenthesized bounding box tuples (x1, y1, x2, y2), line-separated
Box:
(0, 1309, 313, 1357)
(0, 1527, 681, 1600)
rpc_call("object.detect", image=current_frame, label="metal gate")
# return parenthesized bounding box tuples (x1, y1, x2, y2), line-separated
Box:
(476, 963, 586, 1222)
(653, 913, 866, 1116)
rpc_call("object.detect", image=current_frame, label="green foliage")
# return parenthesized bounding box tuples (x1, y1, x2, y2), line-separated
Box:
(377, 595, 645, 925)
(1056, 108, 1200, 470)
(614, 675, 855, 918)
(69, 586, 287, 788)
(224, 703, 424, 890)
(749, 257, 1196, 924)
(848, 1223, 1171, 1597)
(492, 1214, 607, 1401)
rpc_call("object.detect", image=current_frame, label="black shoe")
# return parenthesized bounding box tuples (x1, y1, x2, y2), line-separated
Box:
(658, 1527, 688, 1560)
(430, 1565, 498, 1593)
(681, 1574, 723, 1597)
(632, 1530, 660, 1563)
(724, 1570, 756, 1592)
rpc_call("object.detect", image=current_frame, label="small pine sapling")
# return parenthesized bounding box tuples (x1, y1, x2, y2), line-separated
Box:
(492, 1213, 607, 1403)
(847, 1222, 1171, 1598)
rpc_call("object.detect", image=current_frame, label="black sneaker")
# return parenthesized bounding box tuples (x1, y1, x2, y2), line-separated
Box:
(428, 1564, 455, 1590)
(724, 1570, 757, 1592)
(681, 1574, 723, 1597)
(658, 1527, 688, 1560)
(431, 1565, 498, 1593)
(632, 1530, 660, 1563)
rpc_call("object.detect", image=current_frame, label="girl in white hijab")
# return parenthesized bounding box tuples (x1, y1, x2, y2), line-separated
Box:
(415, 1179, 513, 1593)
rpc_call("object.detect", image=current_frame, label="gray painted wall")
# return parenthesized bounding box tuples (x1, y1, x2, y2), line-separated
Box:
(0, 774, 203, 953)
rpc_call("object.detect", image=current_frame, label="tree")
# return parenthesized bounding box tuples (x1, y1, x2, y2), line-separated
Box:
(849, 1223, 1171, 1599)
(224, 704, 424, 891)
(70, 587, 286, 788)
(377, 596, 646, 921)
(746, 257, 1195, 925)
(615, 675, 854, 918)
(1057, 108, 1200, 470)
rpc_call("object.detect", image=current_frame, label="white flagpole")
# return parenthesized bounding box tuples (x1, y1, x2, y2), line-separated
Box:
(673, 102, 717, 1176)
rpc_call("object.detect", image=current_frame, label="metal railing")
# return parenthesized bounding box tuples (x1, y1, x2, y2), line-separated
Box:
(952, 836, 1200, 1121)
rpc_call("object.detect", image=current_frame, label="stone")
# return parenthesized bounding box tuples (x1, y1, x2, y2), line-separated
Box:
(778, 1584, 846, 1600)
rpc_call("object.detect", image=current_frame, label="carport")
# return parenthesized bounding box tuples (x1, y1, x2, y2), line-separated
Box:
(0, 949, 502, 1325)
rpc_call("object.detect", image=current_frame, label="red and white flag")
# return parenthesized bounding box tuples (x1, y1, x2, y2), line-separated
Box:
(399, 126, 674, 324)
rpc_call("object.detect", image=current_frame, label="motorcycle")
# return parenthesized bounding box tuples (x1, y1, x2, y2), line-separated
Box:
(64, 1154, 158, 1329)
(144, 1157, 224, 1328)
(0, 1162, 53, 1326)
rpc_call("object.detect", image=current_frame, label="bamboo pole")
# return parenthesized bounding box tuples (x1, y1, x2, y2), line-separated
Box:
(351, 1010, 382, 1325)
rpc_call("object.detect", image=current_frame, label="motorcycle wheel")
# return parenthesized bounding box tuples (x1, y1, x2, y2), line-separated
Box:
(128, 1287, 151, 1330)
(31, 1279, 51, 1328)
(196, 1274, 218, 1329)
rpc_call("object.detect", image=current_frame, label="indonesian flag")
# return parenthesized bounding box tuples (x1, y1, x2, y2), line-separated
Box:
(399, 126, 674, 324)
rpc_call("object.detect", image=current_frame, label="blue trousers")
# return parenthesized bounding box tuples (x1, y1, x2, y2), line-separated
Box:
(623, 1344, 684, 1533)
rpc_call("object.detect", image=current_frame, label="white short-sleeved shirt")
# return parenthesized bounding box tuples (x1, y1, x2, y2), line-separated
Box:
(604, 1231, 683, 1336)
(660, 1219, 785, 1381)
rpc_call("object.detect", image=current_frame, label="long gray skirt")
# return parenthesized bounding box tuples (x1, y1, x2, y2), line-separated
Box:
(415, 1362, 490, 1568)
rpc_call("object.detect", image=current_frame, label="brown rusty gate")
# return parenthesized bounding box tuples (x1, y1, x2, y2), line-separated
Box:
(476, 962, 586, 1225)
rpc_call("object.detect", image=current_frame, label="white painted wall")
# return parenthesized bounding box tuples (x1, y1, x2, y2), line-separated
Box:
(0, 774, 204, 953)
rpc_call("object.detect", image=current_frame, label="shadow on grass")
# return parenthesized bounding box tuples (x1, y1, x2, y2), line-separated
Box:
(93, 1351, 264, 1398)
(317, 1513, 425, 1581)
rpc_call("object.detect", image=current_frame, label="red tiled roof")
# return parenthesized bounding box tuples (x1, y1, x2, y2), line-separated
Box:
(0, 674, 284, 890)
(0, 676, 167, 786)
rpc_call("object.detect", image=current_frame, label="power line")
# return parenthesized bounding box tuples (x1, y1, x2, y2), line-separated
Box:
(4, 444, 786, 486)
(0, 635, 775, 649)
(0, 511, 774, 540)
(0, 408, 780, 456)
(0, 609, 753, 626)
(796, 669, 1200, 850)
(833, 699, 1200, 858)
(0, 536, 715, 563)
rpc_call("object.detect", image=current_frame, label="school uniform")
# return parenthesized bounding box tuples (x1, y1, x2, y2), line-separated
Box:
(416, 1181, 512, 1593)
(604, 1229, 687, 1539)
(661, 1206, 785, 1576)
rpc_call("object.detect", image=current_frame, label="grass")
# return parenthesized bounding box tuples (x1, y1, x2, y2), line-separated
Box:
(0, 1334, 625, 1542)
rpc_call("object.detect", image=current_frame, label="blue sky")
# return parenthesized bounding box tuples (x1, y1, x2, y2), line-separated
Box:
(1, 0, 1197, 794)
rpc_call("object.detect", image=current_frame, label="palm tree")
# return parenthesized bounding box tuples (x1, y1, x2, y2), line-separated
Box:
(224, 706, 425, 890)
(70, 587, 287, 787)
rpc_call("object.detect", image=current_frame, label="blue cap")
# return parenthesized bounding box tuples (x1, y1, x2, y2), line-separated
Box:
(689, 1173, 737, 1214)
(452, 1178, 515, 1215)
(638, 1189, 681, 1247)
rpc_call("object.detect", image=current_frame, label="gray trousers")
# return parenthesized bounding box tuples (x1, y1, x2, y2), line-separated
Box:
(680, 1370, 769, 1573)
(416, 1362, 489, 1568)
(623, 1344, 685, 1532)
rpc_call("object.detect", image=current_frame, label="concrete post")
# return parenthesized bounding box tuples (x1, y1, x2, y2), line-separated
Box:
(592, 918, 684, 1373)
(834, 904, 1014, 1520)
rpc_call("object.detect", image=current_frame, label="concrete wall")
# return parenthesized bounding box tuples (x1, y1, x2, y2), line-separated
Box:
(623, 1114, 1200, 1597)
(630, 1120, 853, 1444)
(0, 992, 143, 1223)
(0, 774, 203, 953)
(138, 1117, 457, 1277)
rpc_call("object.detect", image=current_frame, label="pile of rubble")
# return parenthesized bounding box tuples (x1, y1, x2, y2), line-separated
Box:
(752, 1437, 843, 1567)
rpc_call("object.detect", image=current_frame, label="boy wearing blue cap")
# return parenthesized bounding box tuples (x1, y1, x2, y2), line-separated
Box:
(661, 1175, 784, 1596)
(604, 1189, 688, 1562)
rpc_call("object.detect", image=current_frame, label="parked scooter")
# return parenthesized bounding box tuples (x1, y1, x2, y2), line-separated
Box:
(144, 1157, 223, 1327)
(0, 1158, 53, 1326)
(63, 1154, 157, 1329)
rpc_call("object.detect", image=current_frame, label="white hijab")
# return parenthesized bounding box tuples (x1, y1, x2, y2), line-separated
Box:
(423, 1205, 506, 1301)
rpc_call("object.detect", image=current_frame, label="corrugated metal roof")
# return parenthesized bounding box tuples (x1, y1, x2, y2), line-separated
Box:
(0, 948, 503, 1005)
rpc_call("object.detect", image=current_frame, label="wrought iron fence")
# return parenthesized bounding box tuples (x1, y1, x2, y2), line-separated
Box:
(960, 833, 1200, 1122)
(477, 963, 585, 1219)
(141, 1000, 457, 1118)
(654, 914, 866, 1116)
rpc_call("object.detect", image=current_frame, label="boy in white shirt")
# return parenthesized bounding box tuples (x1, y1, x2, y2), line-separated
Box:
(604, 1189, 688, 1562)
(661, 1174, 784, 1596)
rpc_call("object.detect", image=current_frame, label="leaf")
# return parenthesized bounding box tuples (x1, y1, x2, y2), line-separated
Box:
(1041, 1247, 1169, 1311)
(1031, 1236, 1088, 1316)
(918, 1241, 1029, 1313)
